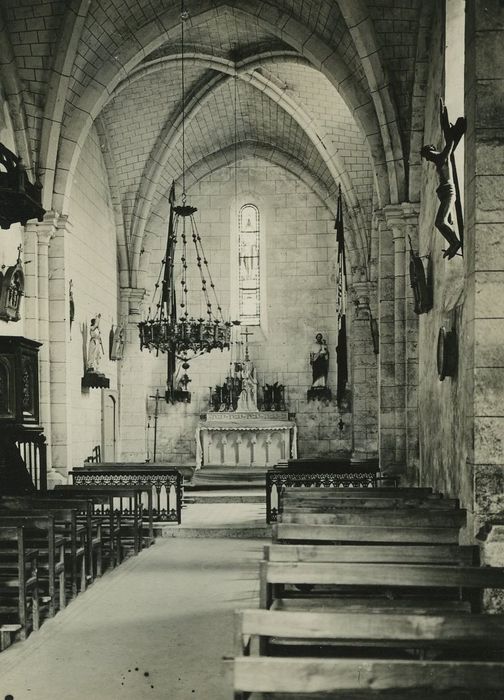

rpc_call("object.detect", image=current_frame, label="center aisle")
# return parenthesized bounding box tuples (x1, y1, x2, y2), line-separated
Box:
(0, 538, 263, 700)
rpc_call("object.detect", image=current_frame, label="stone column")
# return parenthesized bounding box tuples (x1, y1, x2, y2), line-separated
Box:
(465, 0, 504, 535)
(21, 225, 39, 341)
(348, 276, 379, 460)
(383, 203, 420, 483)
(23, 212, 60, 473)
(48, 215, 73, 480)
(402, 207, 420, 480)
(375, 211, 396, 471)
(119, 287, 148, 461)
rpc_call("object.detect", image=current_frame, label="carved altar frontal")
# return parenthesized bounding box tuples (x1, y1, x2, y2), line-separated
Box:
(196, 412, 297, 468)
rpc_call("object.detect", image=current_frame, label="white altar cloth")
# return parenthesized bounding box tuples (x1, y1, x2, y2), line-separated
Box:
(195, 412, 297, 468)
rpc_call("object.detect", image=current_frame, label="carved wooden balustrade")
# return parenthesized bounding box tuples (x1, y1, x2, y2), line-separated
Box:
(14, 429, 48, 492)
(71, 463, 183, 523)
(266, 458, 397, 523)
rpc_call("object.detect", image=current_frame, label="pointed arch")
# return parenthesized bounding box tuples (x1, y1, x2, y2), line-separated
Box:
(52, 1, 399, 214)
(38, 0, 91, 210)
(137, 141, 366, 292)
(128, 57, 369, 284)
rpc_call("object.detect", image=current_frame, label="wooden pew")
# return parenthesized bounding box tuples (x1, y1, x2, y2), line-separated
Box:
(232, 656, 504, 699)
(49, 489, 121, 568)
(273, 521, 462, 545)
(0, 514, 65, 617)
(276, 486, 451, 521)
(282, 487, 438, 499)
(54, 485, 150, 555)
(259, 560, 504, 611)
(282, 496, 460, 511)
(280, 509, 466, 528)
(235, 608, 504, 657)
(31, 497, 102, 584)
(264, 543, 478, 565)
(0, 525, 39, 644)
(1, 499, 89, 598)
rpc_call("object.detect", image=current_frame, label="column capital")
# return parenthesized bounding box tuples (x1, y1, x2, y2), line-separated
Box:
(349, 280, 377, 318)
(121, 287, 146, 316)
(24, 210, 70, 245)
(383, 202, 420, 236)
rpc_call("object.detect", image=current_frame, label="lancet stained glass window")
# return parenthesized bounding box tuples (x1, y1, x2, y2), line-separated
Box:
(238, 204, 260, 325)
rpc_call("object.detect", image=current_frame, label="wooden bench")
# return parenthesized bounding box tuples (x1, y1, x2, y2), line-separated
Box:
(282, 496, 460, 510)
(279, 509, 466, 528)
(235, 608, 504, 656)
(49, 489, 121, 568)
(232, 656, 504, 699)
(283, 487, 438, 499)
(0, 514, 65, 617)
(1, 498, 89, 597)
(264, 543, 478, 565)
(0, 525, 39, 643)
(273, 522, 462, 545)
(32, 497, 102, 584)
(259, 560, 504, 611)
(54, 485, 149, 555)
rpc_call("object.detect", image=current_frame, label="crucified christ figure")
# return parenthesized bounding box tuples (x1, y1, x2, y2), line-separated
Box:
(421, 99, 466, 260)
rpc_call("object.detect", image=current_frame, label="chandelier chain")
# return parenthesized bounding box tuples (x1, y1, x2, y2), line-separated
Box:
(191, 215, 224, 321)
(180, 0, 187, 200)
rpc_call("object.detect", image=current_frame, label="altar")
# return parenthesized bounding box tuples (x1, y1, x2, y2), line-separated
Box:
(195, 412, 297, 468)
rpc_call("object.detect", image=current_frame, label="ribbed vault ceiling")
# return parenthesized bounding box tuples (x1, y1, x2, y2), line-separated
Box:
(0, 0, 427, 284)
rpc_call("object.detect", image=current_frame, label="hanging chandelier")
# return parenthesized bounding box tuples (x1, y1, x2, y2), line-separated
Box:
(138, 194, 236, 357)
(138, 3, 238, 398)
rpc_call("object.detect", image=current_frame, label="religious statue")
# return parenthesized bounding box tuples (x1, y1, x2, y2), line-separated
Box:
(81, 313, 109, 388)
(236, 360, 258, 412)
(307, 333, 332, 402)
(420, 99, 466, 260)
(110, 324, 125, 361)
(310, 333, 329, 387)
(86, 314, 104, 372)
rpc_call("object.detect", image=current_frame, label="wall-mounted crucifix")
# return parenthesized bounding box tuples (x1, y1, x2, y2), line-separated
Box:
(420, 99, 466, 260)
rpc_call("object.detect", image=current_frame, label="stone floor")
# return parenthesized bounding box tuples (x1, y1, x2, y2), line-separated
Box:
(0, 534, 264, 699)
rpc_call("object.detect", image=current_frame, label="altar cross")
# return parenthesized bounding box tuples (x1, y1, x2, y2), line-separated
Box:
(241, 328, 253, 361)
(148, 388, 162, 461)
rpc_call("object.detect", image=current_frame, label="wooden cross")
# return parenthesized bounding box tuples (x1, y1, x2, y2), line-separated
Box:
(241, 328, 253, 360)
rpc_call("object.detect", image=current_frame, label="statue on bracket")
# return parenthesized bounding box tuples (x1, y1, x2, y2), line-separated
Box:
(0, 245, 24, 322)
(81, 313, 109, 389)
(420, 99, 466, 260)
(307, 332, 332, 401)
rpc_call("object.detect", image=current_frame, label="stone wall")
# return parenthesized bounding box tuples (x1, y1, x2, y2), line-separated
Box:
(63, 125, 119, 469)
(416, 3, 472, 515)
(134, 159, 354, 463)
(464, 0, 504, 535)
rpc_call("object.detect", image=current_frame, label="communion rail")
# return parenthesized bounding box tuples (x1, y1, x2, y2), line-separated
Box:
(71, 463, 183, 523)
(266, 459, 397, 523)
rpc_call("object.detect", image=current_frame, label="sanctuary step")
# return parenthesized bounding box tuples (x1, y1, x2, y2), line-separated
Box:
(186, 466, 267, 491)
(184, 489, 264, 504)
(159, 500, 270, 539)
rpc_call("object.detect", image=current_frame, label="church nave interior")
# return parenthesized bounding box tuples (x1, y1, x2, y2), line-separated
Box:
(0, 0, 503, 697)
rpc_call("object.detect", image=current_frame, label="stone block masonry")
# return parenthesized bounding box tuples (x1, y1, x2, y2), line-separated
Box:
(131, 158, 354, 464)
